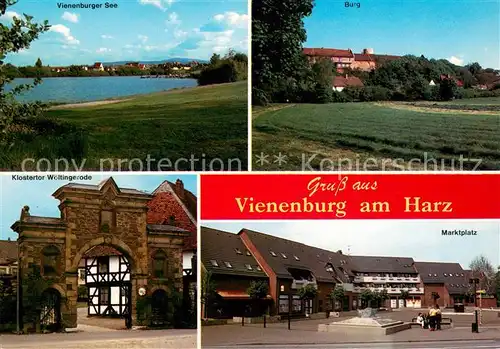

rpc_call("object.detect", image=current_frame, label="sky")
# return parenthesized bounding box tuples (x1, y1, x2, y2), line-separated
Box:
(1, 0, 248, 66)
(0, 174, 197, 240)
(304, 0, 500, 69)
(203, 220, 500, 268)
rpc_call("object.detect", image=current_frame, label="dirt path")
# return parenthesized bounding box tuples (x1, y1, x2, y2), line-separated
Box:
(49, 99, 131, 110)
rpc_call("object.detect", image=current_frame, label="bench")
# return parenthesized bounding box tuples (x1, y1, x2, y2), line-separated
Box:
(411, 317, 453, 328)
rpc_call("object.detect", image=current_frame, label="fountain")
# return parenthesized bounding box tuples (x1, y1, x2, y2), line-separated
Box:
(318, 308, 411, 335)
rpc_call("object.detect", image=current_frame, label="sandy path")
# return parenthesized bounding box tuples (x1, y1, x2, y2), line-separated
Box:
(49, 99, 131, 110)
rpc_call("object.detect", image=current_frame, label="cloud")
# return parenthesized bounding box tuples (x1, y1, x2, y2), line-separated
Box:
(138, 0, 173, 11)
(201, 12, 248, 32)
(96, 47, 111, 53)
(173, 29, 234, 53)
(166, 12, 181, 26)
(214, 12, 248, 28)
(62, 11, 79, 23)
(448, 55, 464, 66)
(49, 24, 80, 45)
(138, 34, 148, 43)
(0, 11, 20, 22)
(101, 34, 114, 39)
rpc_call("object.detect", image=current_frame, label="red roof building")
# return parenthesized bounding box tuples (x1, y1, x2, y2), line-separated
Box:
(147, 179, 197, 252)
(332, 75, 364, 91)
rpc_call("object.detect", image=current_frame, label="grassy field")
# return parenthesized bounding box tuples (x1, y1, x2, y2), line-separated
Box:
(2, 81, 247, 171)
(253, 97, 500, 171)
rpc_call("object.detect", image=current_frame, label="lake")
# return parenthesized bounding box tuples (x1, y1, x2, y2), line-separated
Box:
(8, 76, 198, 103)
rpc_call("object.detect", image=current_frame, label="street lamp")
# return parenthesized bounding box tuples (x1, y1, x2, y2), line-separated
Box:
(469, 277, 480, 333)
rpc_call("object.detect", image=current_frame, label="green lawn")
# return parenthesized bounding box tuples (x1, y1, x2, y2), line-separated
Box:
(253, 100, 500, 171)
(3, 82, 248, 171)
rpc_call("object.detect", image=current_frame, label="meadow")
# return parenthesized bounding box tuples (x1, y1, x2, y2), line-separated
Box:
(1, 82, 248, 171)
(253, 97, 500, 171)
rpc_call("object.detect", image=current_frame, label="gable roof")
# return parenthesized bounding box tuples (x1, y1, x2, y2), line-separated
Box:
(333, 75, 364, 88)
(349, 256, 417, 274)
(201, 227, 267, 278)
(239, 228, 352, 283)
(148, 179, 197, 251)
(414, 261, 466, 284)
(0, 240, 17, 265)
(303, 48, 354, 58)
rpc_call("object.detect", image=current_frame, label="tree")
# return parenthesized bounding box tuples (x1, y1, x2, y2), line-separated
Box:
(1, 1, 50, 146)
(469, 255, 496, 294)
(329, 285, 345, 312)
(209, 53, 221, 66)
(247, 280, 268, 300)
(400, 290, 410, 307)
(359, 289, 374, 309)
(466, 62, 482, 76)
(201, 271, 217, 319)
(35, 57, 42, 68)
(438, 78, 457, 101)
(252, 0, 314, 105)
(247, 280, 269, 316)
(297, 283, 318, 300)
(378, 289, 389, 308)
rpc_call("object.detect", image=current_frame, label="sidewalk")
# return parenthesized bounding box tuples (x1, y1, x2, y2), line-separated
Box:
(202, 323, 500, 346)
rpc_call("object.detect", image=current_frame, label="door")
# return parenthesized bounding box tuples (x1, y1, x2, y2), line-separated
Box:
(40, 288, 61, 332)
(304, 299, 313, 315)
(151, 289, 169, 327)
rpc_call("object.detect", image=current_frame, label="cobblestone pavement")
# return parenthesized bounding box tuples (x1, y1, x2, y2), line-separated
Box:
(77, 308, 126, 330)
(0, 329, 197, 348)
(202, 309, 500, 347)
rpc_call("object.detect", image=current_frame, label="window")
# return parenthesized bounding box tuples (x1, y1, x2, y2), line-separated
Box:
(455, 273, 459, 277)
(245, 264, 253, 270)
(270, 251, 277, 257)
(224, 261, 232, 268)
(444, 273, 448, 276)
(434, 274, 437, 277)
(292, 295, 301, 312)
(42, 245, 60, 276)
(326, 265, 334, 272)
(294, 255, 300, 261)
(281, 253, 287, 259)
(100, 287, 109, 305)
(428, 273, 432, 276)
(246, 250, 251, 256)
(210, 260, 219, 267)
(153, 250, 168, 278)
(235, 248, 242, 255)
(98, 256, 109, 274)
(0, 267, 7, 275)
(279, 295, 289, 313)
(256, 266, 262, 271)
(461, 273, 464, 276)
(79, 269, 85, 281)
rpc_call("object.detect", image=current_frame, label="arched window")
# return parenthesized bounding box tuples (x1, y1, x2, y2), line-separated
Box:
(42, 245, 60, 276)
(153, 250, 168, 278)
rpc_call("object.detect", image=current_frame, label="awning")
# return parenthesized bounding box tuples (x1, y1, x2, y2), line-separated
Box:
(217, 291, 272, 299)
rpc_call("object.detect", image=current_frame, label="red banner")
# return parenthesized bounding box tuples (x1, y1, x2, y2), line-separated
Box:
(201, 174, 500, 219)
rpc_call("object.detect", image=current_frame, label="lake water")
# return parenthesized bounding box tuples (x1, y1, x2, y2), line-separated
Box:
(8, 76, 198, 103)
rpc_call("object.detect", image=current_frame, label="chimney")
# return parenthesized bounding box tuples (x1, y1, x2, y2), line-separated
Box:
(175, 179, 185, 200)
(337, 250, 343, 255)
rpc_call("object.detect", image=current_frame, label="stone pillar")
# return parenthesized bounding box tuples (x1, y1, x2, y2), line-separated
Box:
(63, 274, 78, 329)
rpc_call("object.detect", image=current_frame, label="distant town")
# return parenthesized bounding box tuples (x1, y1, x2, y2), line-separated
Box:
(5, 60, 208, 79)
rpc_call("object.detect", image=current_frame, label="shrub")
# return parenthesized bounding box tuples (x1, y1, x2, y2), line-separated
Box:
(331, 91, 352, 103)
(423, 85, 440, 101)
(359, 86, 393, 101)
(343, 86, 363, 101)
(439, 78, 457, 101)
(77, 286, 88, 301)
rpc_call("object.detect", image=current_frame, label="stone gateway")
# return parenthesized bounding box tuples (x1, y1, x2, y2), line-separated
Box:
(11, 177, 189, 332)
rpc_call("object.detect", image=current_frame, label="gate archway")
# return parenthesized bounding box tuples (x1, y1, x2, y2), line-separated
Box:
(151, 289, 169, 327)
(40, 288, 61, 332)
